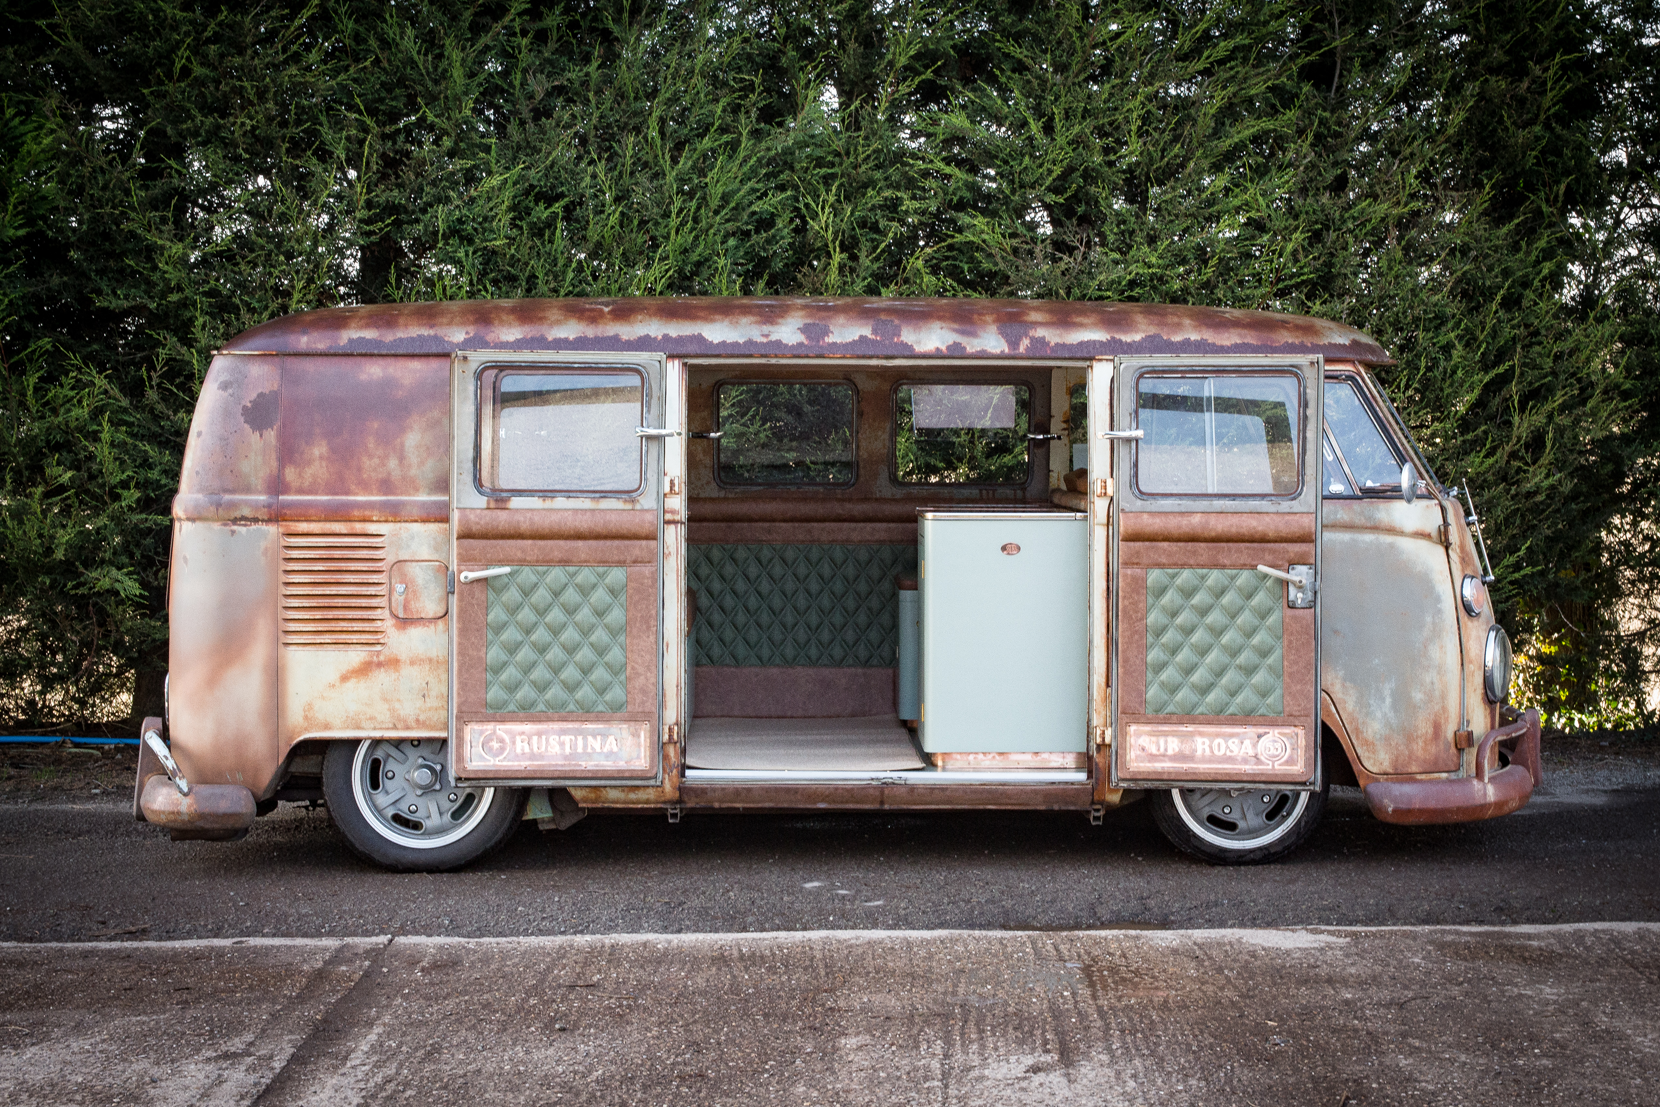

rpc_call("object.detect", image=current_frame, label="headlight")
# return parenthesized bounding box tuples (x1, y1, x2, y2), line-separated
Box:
(1484, 625, 1513, 704)
(1461, 575, 1485, 617)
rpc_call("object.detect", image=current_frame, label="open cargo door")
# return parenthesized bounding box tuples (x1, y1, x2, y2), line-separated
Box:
(1107, 356, 1323, 788)
(449, 351, 683, 784)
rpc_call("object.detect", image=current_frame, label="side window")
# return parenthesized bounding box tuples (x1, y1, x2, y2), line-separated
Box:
(1135, 373, 1301, 496)
(1067, 383, 1089, 472)
(1322, 432, 1354, 496)
(715, 381, 856, 486)
(1324, 379, 1401, 494)
(481, 368, 644, 494)
(893, 382, 1031, 485)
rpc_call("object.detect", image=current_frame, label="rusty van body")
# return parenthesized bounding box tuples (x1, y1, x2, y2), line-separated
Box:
(135, 297, 1541, 868)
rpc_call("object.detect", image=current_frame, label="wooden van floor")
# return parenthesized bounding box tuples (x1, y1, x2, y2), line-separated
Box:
(685, 716, 926, 772)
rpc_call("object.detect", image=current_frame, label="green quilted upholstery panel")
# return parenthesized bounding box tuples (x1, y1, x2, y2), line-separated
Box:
(1146, 568, 1283, 716)
(487, 566, 628, 713)
(688, 545, 917, 667)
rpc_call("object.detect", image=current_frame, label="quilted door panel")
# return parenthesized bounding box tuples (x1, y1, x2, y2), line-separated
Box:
(486, 566, 629, 712)
(1145, 568, 1283, 716)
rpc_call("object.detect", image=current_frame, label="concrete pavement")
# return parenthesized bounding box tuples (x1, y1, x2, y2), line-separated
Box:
(2, 923, 1656, 1106)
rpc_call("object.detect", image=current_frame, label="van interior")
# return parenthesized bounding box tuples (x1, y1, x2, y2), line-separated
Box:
(680, 362, 1092, 783)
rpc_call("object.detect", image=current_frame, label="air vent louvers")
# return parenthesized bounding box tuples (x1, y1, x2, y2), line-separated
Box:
(280, 532, 388, 649)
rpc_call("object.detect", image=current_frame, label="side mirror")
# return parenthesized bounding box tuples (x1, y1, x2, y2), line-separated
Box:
(1400, 461, 1418, 505)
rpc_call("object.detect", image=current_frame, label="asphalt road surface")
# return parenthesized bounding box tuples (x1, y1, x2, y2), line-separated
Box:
(1, 750, 1657, 940)
(0, 741, 1656, 1104)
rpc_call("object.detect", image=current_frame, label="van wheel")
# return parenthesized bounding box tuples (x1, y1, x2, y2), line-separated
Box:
(322, 739, 523, 872)
(1150, 770, 1327, 865)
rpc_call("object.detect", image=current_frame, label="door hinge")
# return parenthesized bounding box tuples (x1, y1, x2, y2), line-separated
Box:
(666, 477, 680, 496)
(447, 570, 455, 594)
(1095, 477, 1113, 498)
(1094, 725, 1111, 748)
(665, 723, 680, 748)
(1453, 728, 1475, 750)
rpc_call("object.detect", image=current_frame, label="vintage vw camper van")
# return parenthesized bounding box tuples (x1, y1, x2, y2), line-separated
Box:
(134, 298, 1541, 869)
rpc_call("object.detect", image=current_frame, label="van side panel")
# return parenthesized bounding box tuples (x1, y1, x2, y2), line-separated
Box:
(1321, 499, 1463, 775)
(169, 355, 281, 793)
(174, 354, 280, 522)
(274, 356, 451, 754)
(276, 355, 450, 520)
(275, 521, 450, 746)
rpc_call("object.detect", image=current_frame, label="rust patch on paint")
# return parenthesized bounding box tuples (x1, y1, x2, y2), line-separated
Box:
(241, 390, 279, 433)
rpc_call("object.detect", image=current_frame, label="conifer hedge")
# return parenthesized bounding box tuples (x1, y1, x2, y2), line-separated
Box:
(2, 0, 1657, 730)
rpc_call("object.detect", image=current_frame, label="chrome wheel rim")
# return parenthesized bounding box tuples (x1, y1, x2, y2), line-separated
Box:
(1170, 787, 1310, 850)
(350, 739, 495, 850)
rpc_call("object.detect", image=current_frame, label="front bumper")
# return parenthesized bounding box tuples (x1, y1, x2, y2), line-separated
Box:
(1364, 708, 1542, 825)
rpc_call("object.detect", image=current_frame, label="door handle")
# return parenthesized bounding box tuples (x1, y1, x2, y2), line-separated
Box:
(458, 566, 513, 584)
(1256, 564, 1316, 608)
(635, 427, 680, 438)
(1099, 429, 1145, 440)
(1026, 433, 1063, 441)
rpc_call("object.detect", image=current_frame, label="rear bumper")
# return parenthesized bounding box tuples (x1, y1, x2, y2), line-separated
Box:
(1364, 708, 1542, 825)
(133, 716, 257, 841)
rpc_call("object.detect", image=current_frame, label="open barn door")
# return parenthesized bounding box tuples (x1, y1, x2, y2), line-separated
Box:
(1107, 356, 1323, 789)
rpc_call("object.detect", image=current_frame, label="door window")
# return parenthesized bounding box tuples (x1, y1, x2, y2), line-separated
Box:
(1134, 373, 1301, 496)
(481, 369, 645, 493)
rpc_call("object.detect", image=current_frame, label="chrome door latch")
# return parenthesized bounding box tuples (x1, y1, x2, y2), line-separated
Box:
(458, 566, 513, 584)
(1256, 564, 1316, 608)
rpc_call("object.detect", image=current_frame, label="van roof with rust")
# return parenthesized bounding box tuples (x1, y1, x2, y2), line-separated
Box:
(221, 297, 1391, 363)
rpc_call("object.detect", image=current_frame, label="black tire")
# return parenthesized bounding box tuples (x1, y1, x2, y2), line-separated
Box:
(322, 738, 524, 872)
(1149, 764, 1328, 865)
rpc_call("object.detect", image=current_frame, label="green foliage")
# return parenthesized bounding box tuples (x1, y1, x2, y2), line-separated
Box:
(1, 0, 1657, 728)
(0, 357, 183, 726)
